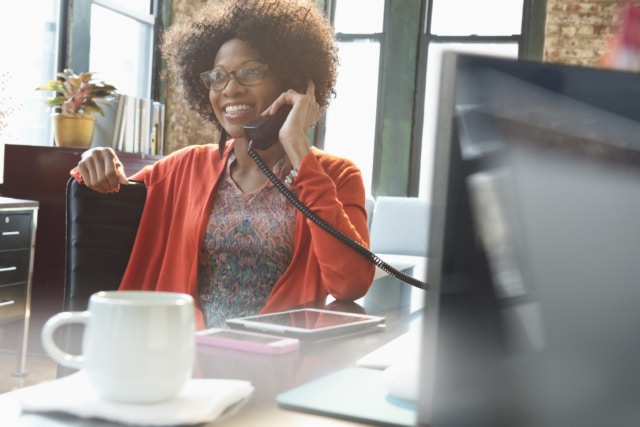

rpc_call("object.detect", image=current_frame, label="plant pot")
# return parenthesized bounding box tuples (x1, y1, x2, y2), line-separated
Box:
(52, 114, 96, 148)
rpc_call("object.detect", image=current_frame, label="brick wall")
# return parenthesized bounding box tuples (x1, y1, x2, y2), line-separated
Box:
(544, 0, 640, 66)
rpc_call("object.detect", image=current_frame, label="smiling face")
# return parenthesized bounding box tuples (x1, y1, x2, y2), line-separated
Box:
(208, 39, 283, 140)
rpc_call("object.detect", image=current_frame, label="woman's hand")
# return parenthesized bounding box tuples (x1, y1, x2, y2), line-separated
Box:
(263, 80, 321, 166)
(77, 147, 129, 193)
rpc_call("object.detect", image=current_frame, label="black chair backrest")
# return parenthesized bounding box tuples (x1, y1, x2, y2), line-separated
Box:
(58, 178, 146, 378)
(64, 178, 147, 311)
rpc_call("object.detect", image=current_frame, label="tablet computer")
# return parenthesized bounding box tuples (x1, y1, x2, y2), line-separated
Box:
(226, 308, 386, 340)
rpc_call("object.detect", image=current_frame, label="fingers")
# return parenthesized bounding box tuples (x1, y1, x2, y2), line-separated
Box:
(302, 80, 321, 126)
(263, 80, 317, 114)
(77, 147, 128, 193)
(305, 79, 315, 96)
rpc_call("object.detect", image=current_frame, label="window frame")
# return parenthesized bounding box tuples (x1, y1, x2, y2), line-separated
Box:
(411, 0, 545, 198)
(323, 0, 545, 197)
(59, 0, 163, 101)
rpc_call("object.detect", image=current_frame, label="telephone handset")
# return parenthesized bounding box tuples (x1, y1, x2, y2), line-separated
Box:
(244, 107, 426, 289)
(244, 105, 292, 149)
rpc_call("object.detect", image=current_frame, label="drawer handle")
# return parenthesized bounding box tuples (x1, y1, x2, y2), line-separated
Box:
(0, 299, 15, 307)
(1, 231, 20, 236)
(0, 266, 17, 273)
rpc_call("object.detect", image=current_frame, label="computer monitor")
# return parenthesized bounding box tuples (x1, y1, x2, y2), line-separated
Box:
(419, 51, 640, 427)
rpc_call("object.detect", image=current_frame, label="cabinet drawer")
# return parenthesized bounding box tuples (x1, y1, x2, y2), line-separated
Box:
(0, 250, 29, 285)
(0, 213, 32, 250)
(0, 283, 26, 321)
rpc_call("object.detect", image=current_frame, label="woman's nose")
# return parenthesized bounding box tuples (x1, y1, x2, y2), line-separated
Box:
(221, 74, 245, 95)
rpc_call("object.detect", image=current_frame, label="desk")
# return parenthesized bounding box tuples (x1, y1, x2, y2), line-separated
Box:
(0, 259, 427, 426)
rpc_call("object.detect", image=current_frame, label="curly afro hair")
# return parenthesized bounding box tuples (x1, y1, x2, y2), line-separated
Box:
(161, 0, 339, 134)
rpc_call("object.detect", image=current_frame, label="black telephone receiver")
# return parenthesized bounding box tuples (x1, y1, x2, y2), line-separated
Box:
(243, 105, 292, 150)
(244, 104, 426, 289)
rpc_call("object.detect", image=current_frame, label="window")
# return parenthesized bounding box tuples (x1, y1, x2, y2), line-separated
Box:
(0, 0, 60, 181)
(89, 1, 157, 99)
(323, 41, 379, 192)
(323, 0, 385, 196)
(430, 0, 524, 36)
(324, 0, 536, 198)
(0, 0, 158, 159)
(74, 0, 158, 99)
(419, 0, 525, 200)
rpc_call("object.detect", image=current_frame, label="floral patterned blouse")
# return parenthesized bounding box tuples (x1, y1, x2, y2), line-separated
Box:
(197, 153, 297, 327)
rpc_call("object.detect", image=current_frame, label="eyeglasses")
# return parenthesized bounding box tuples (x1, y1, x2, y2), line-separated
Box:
(200, 63, 269, 91)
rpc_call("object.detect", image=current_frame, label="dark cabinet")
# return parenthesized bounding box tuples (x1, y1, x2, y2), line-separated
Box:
(0, 198, 38, 376)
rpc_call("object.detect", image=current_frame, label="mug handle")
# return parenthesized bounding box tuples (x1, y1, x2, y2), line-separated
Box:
(41, 311, 90, 370)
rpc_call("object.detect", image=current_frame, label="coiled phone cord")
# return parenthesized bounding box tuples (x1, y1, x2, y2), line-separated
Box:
(248, 142, 427, 290)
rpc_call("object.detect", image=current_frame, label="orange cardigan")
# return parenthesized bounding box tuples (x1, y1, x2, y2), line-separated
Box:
(101, 143, 374, 329)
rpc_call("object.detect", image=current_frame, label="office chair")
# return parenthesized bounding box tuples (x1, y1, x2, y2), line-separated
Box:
(59, 178, 146, 376)
(369, 196, 430, 257)
(365, 194, 375, 230)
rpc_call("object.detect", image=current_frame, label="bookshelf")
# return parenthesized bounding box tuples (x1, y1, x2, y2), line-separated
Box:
(94, 94, 165, 155)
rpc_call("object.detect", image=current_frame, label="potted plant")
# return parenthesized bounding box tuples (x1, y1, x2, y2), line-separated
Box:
(36, 69, 117, 147)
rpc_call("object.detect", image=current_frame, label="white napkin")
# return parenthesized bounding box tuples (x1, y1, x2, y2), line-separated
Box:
(19, 370, 254, 426)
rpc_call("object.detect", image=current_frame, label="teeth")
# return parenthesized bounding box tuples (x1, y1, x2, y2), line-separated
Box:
(225, 104, 251, 114)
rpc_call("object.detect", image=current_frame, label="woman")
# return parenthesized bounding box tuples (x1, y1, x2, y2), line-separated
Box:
(72, 0, 375, 329)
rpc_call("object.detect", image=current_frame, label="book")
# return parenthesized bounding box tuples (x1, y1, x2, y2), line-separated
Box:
(139, 97, 151, 154)
(153, 101, 165, 155)
(92, 95, 121, 148)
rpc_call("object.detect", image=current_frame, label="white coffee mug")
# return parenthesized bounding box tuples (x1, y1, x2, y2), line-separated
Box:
(42, 290, 195, 403)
